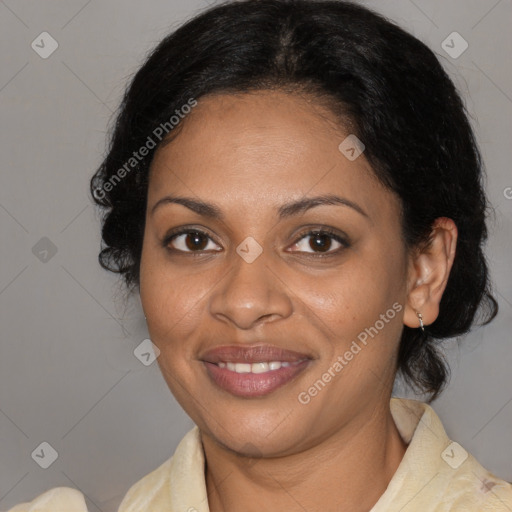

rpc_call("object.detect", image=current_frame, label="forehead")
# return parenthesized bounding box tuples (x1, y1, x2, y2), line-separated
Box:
(154, 90, 345, 165)
(147, 90, 391, 220)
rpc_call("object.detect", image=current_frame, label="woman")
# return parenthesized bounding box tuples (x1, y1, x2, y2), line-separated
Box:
(8, 0, 511, 511)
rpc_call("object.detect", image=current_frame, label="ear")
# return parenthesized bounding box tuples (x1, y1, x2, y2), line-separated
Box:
(403, 217, 458, 329)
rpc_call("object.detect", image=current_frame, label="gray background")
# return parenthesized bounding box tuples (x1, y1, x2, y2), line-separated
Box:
(0, 0, 511, 510)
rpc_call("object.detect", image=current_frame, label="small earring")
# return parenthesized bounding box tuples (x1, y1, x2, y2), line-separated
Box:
(416, 311, 425, 333)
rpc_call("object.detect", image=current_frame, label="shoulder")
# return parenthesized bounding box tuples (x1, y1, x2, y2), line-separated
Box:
(4, 427, 203, 512)
(3, 487, 88, 512)
(386, 398, 512, 511)
(116, 456, 174, 512)
(118, 425, 205, 512)
(443, 457, 512, 511)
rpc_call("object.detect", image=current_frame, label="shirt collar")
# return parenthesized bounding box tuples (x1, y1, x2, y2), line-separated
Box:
(168, 398, 447, 512)
(119, 397, 510, 512)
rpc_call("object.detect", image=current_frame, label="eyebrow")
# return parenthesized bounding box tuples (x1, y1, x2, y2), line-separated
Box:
(151, 193, 369, 220)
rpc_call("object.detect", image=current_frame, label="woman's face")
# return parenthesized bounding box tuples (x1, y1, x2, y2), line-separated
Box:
(140, 90, 412, 456)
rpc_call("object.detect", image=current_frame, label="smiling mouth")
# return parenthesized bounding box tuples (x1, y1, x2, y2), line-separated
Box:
(199, 343, 313, 397)
(215, 360, 307, 373)
(202, 358, 311, 397)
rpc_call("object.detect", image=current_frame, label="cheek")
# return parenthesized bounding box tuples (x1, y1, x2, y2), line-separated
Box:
(140, 267, 204, 401)
(139, 249, 217, 357)
(141, 277, 196, 345)
(297, 246, 406, 391)
(303, 242, 405, 329)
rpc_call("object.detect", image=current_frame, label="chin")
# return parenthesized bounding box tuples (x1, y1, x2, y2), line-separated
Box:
(199, 406, 311, 456)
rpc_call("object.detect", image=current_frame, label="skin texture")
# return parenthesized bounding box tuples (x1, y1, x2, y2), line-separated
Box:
(139, 90, 457, 512)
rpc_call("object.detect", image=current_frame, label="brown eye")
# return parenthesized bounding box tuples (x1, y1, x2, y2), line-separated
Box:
(165, 230, 221, 253)
(308, 232, 334, 252)
(289, 229, 349, 256)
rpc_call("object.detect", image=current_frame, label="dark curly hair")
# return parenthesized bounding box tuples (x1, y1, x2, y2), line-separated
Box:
(90, 0, 498, 401)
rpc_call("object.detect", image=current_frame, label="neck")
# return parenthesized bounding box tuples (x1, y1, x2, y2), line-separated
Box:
(203, 402, 408, 512)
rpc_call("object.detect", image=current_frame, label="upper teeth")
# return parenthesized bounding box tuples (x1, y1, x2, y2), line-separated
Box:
(218, 361, 294, 373)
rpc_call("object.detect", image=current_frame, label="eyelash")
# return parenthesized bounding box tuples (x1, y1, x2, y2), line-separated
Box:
(162, 227, 350, 258)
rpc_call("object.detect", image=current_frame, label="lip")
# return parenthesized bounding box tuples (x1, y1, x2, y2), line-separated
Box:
(200, 344, 313, 398)
(203, 360, 311, 397)
(200, 344, 311, 364)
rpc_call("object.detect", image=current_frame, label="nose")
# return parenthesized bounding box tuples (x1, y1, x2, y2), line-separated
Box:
(208, 247, 293, 330)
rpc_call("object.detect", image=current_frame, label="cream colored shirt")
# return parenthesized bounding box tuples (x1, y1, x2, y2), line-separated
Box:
(6, 398, 512, 511)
